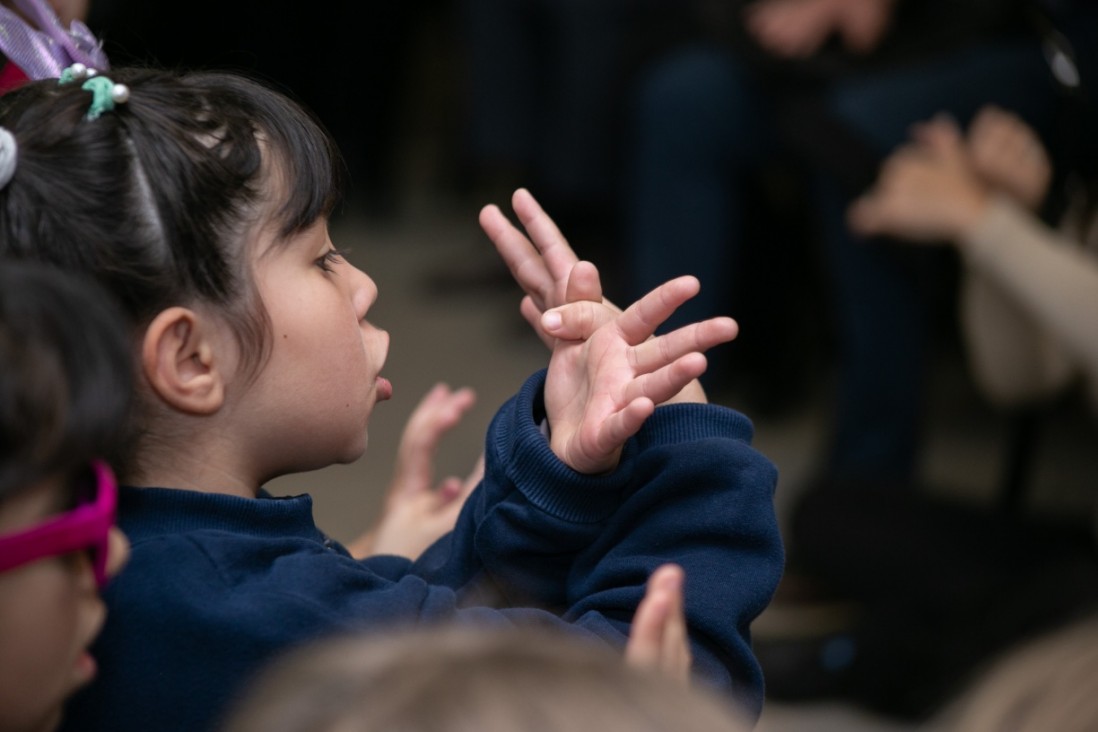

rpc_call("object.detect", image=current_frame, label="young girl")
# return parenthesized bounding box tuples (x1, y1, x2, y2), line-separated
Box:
(0, 261, 131, 732)
(0, 66, 782, 732)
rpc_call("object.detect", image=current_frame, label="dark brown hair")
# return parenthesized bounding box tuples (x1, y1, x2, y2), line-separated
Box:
(0, 67, 344, 375)
(0, 261, 132, 499)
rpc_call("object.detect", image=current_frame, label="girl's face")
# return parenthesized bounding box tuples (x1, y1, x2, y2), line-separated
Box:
(0, 476, 129, 732)
(244, 218, 391, 479)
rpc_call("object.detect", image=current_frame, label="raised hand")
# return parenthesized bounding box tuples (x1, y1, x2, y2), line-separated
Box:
(626, 564, 692, 684)
(348, 383, 481, 560)
(479, 188, 614, 348)
(544, 266, 738, 474)
(480, 188, 713, 405)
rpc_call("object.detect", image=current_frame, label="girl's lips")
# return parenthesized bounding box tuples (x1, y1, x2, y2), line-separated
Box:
(376, 376, 392, 401)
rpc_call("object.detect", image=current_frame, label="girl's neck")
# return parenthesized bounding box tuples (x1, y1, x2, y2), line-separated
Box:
(125, 439, 262, 498)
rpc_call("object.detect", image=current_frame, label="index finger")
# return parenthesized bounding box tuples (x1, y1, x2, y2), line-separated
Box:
(616, 275, 702, 346)
(479, 203, 554, 310)
(511, 188, 581, 286)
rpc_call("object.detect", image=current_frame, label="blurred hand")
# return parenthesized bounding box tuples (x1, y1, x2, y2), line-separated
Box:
(626, 564, 693, 684)
(967, 105, 1052, 212)
(349, 383, 480, 560)
(745, 0, 893, 58)
(849, 115, 990, 242)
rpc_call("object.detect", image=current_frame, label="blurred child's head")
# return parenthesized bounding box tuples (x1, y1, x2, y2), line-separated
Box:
(0, 68, 391, 487)
(0, 261, 132, 732)
(222, 625, 751, 732)
(942, 615, 1098, 732)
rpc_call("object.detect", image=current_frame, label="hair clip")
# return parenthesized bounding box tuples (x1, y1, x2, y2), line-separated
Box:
(59, 63, 129, 121)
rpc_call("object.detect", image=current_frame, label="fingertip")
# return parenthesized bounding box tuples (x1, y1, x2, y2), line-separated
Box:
(436, 477, 465, 503)
(478, 203, 500, 223)
(541, 309, 563, 332)
(513, 187, 541, 219)
(677, 352, 709, 384)
(678, 274, 701, 293)
(633, 396, 657, 419)
(656, 563, 685, 590)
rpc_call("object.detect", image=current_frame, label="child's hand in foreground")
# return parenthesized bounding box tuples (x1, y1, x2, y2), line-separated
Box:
(479, 188, 714, 405)
(544, 264, 738, 474)
(348, 383, 481, 559)
(626, 564, 692, 684)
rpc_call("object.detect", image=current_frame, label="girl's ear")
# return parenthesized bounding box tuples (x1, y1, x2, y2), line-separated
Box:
(141, 307, 228, 415)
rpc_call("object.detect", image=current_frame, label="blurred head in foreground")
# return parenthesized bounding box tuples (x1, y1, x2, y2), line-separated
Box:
(222, 624, 751, 732)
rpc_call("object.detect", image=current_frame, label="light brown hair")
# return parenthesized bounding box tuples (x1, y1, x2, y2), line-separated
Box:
(222, 625, 749, 732)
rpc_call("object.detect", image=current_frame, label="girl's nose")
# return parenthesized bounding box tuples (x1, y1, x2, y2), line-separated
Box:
(350, 266, 378, 321)
(105, 527, 130, 580)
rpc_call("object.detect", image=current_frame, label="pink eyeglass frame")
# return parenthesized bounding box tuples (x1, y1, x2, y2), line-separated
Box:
(0, 459, 117, 588)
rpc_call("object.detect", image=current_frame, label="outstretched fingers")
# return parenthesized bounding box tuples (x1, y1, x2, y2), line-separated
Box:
(391, 383, 478, 496)
(616, 276, 703, 346)
(630, 316, 739, 375)
(622, 353, 710, 408)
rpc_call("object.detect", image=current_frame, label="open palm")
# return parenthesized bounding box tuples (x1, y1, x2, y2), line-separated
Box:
(545, 271, 737, 474)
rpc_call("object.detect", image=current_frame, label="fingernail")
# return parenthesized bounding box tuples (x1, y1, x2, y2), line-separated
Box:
(542, 311, 562, 331)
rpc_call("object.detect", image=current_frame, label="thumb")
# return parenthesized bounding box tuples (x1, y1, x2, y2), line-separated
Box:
(541, 300, 614, 342)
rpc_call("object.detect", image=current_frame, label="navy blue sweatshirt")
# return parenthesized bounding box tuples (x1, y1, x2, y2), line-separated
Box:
(62, 370, 783, 732)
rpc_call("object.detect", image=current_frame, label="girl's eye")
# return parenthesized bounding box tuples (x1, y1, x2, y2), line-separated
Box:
(316, 248, 345, 273)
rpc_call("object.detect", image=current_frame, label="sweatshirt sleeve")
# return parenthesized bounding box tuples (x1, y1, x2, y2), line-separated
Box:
(418, 370, 784, 715)
(67, 372, 782, 732)
(959, 197, 1098, 406)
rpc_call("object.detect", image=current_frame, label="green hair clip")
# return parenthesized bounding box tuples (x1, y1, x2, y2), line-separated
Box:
(58, 63, 130, 121)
